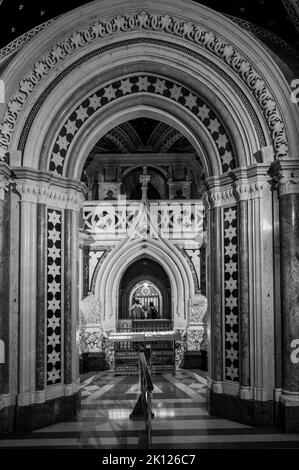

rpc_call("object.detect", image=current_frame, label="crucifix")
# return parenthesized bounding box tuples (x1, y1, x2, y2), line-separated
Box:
(139, 166, 151, 201)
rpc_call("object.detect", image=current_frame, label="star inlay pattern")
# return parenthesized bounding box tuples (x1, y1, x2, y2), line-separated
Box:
(47, 208, 62, 386)
(223, 206, 239, 382)
(49, 74, 235, 176)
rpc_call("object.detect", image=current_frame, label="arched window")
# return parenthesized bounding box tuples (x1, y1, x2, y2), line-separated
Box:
(129, 281, 162, 314)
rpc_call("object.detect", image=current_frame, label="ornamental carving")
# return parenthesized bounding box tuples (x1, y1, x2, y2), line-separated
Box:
(234, 177, 271, 200)
(188, 295, 208, 324)
(0, 11, 288, 162)
(269, 161, 299, 196)
(14, 179, 85, 209)
(271, 170, 299, 196)
(49, 74, 234, 176)
(0, 174, 11, 201)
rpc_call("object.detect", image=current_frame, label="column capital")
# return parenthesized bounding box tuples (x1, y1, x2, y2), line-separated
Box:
(0, 162, 12, 201)
(231, 165, 272, 200)
(268, 160, 299, 197)
(12, 168, 87, 209)
(203, 175, 235, 208)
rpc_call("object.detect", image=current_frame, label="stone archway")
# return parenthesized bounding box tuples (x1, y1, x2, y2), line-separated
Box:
(0, 0, 299, 434)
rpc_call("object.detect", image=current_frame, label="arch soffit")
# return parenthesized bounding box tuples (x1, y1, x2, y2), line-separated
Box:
(0, 1, 297, 166)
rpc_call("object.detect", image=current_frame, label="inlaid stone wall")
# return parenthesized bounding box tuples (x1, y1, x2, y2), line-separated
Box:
(223, 206, 239, 382)
(46, 209, 63, 385)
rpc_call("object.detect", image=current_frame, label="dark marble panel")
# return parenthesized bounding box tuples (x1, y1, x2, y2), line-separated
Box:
(209, 390, 274, 427)
(184, 351, 208, 371)
(36, 204, 47, 391)
(210, 207, 223, 381)
(280, 194, 299, 392)
(83, 246, 89, 298)
(278, 402, 299, 433)
(14, 393, 81, 434)
(79, 352, 109, 373)
(238, 200, 250, 387)
(64, 209, 73, 384)
(0, 406, 15, 436)
(0, 194, 10, 395)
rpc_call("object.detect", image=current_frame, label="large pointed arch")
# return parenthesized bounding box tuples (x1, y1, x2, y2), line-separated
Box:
(94, 236, 195, 330)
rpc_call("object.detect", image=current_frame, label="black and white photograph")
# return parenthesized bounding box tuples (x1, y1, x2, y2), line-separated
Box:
(0, 0, 298, 458)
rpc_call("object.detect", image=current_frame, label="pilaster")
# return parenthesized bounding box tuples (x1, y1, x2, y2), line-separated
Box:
(269, 160, 299, 431)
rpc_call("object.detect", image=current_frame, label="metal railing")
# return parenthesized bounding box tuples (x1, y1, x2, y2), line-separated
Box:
(130, 350, 154, 448)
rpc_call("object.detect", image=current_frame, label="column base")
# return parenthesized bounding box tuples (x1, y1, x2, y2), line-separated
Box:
(209, 389, 274, 427)
(277, 398, 299, 433)
(183, 351, 208, 371)
(0, 392, 80, 436)
(0, 405, 15, 435)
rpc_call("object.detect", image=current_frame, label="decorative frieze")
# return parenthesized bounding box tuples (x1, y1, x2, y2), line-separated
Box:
(0, 12, 287, 161)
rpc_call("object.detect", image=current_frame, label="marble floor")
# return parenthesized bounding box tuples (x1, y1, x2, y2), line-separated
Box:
(1, 369, 299, 449)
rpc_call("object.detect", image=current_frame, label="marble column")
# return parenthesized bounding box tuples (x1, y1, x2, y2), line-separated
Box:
(83, 246, 90, 297)
(269, 160, 299, 431)
(16, 182, 38, 406)
(64, 209, 73, 385)
(0, 165, 11, 399)
(237, 199, 250, 389)
(210, 204, 223, 382)
(280, 192, 299, 392)
(64, 207, 81, 385)
(36, 203, 47, 392)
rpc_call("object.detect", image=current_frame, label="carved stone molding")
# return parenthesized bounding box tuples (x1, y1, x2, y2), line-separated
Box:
(268, 160, 299, 196)
(48, 74, 234, 176)
(233, 176, 271, 200)
(0, 163, 11, 201)
(13, 170, 86, 209)
(0, 20, 55, 63)
(205, 184, 236, 208)
(0, 11, 287, 161)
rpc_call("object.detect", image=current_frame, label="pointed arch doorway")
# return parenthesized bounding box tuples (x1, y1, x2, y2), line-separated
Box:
(118, 257, 171, 321)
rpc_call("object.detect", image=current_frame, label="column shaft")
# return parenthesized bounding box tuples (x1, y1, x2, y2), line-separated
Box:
(210, 206, 223, 381)
(280, 194, 299, 393)
(0, 196, 10, 395)
(36, 204, 47, 391)
(19, 201, 37, 402)
(64, 209, 73, 385)
(238, 199, 250, 387)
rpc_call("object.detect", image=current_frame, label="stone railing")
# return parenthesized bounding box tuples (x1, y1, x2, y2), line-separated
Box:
(83, 199, 205, 241)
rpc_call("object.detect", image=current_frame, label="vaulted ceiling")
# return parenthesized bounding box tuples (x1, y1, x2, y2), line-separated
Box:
(91, 118, 194, 155)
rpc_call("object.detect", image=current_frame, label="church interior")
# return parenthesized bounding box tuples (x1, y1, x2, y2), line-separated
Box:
(0, 0, 299, 450)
